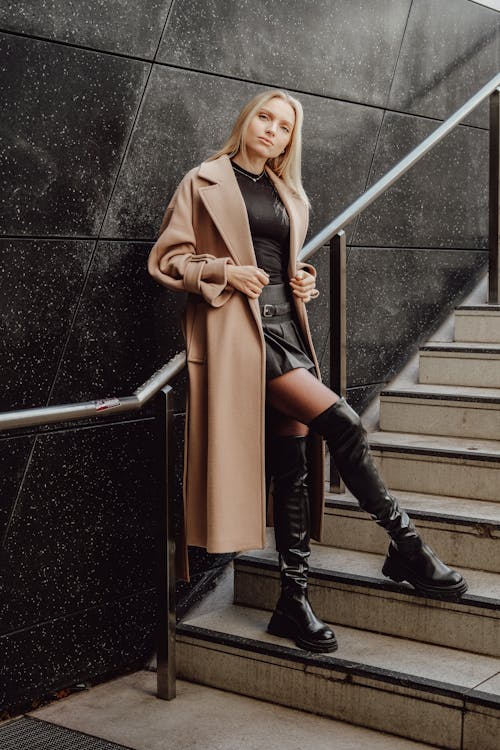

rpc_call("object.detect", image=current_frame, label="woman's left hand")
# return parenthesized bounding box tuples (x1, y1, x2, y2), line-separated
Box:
(289, 270, 320, 303)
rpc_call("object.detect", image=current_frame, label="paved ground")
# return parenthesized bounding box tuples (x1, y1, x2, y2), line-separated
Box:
(26, 669, 438, 750)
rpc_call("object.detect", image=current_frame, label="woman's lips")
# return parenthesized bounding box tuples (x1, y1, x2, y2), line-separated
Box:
(258, 137, 273, 146)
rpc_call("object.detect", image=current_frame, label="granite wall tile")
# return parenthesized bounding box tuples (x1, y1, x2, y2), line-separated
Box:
(353, 112, 489, 250)
(0, 1, 173, 58)
(346, 383, 384, 414)
(103, 67, 257, 238)
(388, 0, 500, 128)
(0, 239, 93, 412)
(1, 589, 156, 711)
(104, 66, 383, 240)
(308, 245, 488, 399)
(0, 33, 149, 236)
(300, 98, 384, 239)
(345, 246, 488, 388)
(0, 435, 34, 541)
(49, 241, 185, 405)
(159, 0, 412, 107)
(2, 418, 160, 634)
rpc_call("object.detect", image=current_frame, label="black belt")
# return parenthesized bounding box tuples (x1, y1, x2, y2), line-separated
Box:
(260, 301, 292, 318)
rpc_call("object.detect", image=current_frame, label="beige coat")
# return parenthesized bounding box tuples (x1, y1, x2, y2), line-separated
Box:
(148, 153, 325, 580)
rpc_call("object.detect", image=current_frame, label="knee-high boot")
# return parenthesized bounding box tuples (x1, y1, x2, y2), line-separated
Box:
(266, 435, 338, 652)
(309, 398, 468, 599)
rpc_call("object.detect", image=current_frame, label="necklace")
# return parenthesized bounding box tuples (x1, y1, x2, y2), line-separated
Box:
(231, 161, 266, 182)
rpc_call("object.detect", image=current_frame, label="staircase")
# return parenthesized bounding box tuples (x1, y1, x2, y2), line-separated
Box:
(176, 304, 500, 750)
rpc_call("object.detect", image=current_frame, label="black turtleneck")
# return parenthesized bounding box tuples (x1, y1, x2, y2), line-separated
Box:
(231, 160, 290, 284)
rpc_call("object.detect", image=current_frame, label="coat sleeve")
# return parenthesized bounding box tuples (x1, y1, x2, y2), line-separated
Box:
(147, 170, 235, 308)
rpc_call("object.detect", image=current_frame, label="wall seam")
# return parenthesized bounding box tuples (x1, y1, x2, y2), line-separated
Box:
(350, 0, 412, 247)
(0, 586, 158, 639)
(0, 27, 492, 132)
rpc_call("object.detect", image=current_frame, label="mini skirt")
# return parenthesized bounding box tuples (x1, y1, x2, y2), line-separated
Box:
(260, 283, 317, 382)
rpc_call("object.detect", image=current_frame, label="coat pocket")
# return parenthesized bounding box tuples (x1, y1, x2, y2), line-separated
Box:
(186, 301, 207, 363)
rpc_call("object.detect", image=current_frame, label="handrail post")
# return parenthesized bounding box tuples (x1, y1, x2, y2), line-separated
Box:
(156, 384, 176, 700)
(329, 231, 347, 492)
(489, 88, 500, 304)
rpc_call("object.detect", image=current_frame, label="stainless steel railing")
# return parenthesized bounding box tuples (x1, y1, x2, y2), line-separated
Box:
(297, 71, 500, 489)
(299, 71, 500, 284)
(0, 351, 186, 701)
(0, 353, 186, 430)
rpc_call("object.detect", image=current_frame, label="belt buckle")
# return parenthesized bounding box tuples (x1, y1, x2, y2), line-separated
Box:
(262, 304, 275, 317)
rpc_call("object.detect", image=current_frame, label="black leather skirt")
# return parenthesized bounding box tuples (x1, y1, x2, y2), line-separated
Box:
(259, 283, 317, 382)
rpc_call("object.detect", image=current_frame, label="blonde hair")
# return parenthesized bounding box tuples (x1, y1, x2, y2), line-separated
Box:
(207, 89, 310, 208)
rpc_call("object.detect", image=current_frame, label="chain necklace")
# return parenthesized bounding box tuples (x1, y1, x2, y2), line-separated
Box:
(231, 161, 266, 182)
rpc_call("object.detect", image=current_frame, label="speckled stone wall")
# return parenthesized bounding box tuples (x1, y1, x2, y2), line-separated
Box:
(1, 0, 499, 711)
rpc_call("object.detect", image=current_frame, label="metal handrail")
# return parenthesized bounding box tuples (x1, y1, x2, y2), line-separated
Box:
(299, 70, 500, 263)
(0, 351, 187, 703)
(0, 352, 186, 431)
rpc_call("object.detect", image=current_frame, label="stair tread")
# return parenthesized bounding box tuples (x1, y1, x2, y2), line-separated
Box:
(236, 547, 500, 604)
(421, 341, 500, 353)
(369, 431, 500, 458)
(381, 383, 500, 402)
(180, 604, 500, 700)
(457, 305, 500, 311)
(325, 490, 500, 525)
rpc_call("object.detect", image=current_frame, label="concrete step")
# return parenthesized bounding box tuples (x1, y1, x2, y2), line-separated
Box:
(27, 671, 442, 750)
(177, 604, 500, 749)
(419, 342, 500, 388)
(455, 305, 500, 344)
(234, 547, 500, 657)
(368, 432, 500, 502)
(379, 384, 500, 440)
(322, 490, 500, 573)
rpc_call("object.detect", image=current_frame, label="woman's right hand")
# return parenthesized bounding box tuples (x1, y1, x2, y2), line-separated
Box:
(226, 265, 270, 299)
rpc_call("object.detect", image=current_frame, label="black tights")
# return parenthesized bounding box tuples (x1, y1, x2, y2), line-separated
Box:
(266, 366, 339, 437)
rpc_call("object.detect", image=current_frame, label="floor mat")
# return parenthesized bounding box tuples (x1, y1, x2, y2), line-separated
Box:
(0, 717, 134, 750)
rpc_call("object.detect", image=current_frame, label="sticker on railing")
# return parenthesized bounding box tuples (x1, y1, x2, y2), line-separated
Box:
(95, 397, 121, 411)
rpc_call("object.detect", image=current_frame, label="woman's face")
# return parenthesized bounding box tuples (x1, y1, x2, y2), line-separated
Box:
(243, 97, 295, 162)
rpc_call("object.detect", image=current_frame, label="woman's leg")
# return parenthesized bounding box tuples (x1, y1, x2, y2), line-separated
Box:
(266, 399, 337, 652)
(267, 367, 468, 600)
(266, 367, 339, 426)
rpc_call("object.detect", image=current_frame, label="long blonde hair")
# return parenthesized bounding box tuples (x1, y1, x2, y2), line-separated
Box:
(207, 89, 310, 208)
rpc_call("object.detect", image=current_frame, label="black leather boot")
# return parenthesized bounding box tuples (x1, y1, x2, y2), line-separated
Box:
(309, 398, 467, 600)
(266, 435, 338, 653)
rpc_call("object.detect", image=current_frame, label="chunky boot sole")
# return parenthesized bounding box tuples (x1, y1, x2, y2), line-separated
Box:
(382, 554, 468, 601)
(267, 610, 338, 653)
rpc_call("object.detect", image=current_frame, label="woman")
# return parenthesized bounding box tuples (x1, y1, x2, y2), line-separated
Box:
(148, 89, 467, 654)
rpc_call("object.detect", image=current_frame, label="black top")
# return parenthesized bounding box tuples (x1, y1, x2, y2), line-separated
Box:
(231, 160, 290, 284)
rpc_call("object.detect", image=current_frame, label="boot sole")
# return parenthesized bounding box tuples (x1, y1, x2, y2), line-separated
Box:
(382, 555, 468, 601)
(267, 611, 338, 654)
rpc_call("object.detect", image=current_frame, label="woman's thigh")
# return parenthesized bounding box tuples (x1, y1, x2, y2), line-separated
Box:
(266, 367, 340, 436)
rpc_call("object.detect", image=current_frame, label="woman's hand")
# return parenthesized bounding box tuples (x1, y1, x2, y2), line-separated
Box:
(227, 265, 270, 299)
(289, 270, 319, 303)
